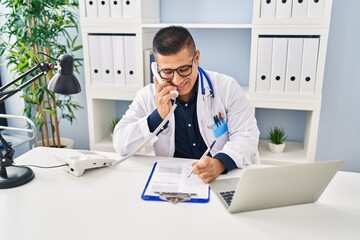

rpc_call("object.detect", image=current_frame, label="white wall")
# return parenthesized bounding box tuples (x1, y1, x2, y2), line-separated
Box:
(316, 0, 360, 172)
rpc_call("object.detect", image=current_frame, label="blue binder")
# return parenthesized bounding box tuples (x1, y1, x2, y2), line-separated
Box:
(141, 162, 210, 204)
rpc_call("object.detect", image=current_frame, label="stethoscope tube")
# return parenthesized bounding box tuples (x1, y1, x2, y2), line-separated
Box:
(198, 66, 214, 97)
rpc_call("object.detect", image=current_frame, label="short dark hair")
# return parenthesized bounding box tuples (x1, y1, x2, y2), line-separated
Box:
(152, 26, 196, 56)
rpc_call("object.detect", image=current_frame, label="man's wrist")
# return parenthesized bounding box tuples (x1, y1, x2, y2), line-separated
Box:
(213, 152, 237, 174)
(147, 109, 169, 134)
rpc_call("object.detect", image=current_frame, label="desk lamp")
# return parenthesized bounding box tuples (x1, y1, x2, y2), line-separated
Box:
(0, 54, 81, 189)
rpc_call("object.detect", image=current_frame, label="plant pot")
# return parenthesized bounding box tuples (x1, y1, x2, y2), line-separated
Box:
(268, 142, 285, 154)
(37, 137, 75, 149)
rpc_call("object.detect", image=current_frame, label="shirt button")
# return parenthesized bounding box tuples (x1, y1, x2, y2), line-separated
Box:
(188, 124, 191, 127)
(193, 143, 196, 147)
(185, 103, 188, 107)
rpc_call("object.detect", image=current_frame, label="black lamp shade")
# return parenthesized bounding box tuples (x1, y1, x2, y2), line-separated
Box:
(48, 54, 81, 94)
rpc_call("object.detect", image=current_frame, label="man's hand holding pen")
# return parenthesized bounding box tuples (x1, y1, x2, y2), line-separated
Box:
(191, 157, 226, 183)
(188, 140, 225, 183)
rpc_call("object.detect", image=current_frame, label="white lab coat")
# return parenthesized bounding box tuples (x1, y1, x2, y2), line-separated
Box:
(113, 69, 259, 169)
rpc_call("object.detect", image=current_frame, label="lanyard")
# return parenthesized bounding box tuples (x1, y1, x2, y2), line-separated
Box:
(198, 66, 214, 97)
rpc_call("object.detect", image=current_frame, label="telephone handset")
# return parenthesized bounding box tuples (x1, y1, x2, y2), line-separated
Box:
(151, 62, 179, 98)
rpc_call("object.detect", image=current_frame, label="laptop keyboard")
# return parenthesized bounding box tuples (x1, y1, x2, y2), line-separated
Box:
(220, 191, 235, 206)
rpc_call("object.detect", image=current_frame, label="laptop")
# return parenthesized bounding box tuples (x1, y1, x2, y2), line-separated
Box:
(210, 160, 344, 213)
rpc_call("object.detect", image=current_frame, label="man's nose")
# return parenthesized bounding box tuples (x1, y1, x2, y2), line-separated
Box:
(171, 71, 182, 85)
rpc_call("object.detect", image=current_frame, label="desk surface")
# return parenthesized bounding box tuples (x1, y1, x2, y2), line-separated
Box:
(1, 147, 360, 240)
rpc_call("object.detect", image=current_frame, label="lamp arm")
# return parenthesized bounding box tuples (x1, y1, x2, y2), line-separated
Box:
(0, 63, 41, 91)
(0, 62, 53, 171)
(0, 62, 54, 102)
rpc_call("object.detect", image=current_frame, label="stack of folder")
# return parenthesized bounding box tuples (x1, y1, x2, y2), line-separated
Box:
(260, 0, 325, 18)
(255, 35, 319, 94)
(88, 34, 139, 87)
(85, 0, 136, 18)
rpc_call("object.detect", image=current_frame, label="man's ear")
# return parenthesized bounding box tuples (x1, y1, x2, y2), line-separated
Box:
(194, 50, 200, 65)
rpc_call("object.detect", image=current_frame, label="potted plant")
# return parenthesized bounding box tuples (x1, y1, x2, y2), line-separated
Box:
(267, 126, 287, 153)
(109, 117, 121, 139)
(0, 1, 83, 148)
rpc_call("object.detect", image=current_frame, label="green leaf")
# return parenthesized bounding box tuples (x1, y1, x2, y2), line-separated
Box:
(267, 126, 287, 145)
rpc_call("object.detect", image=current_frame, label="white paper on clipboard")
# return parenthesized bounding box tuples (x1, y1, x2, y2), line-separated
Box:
(142, 161, 209, 203)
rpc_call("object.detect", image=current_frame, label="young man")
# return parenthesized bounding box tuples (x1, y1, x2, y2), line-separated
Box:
(113, 26, 259, 183)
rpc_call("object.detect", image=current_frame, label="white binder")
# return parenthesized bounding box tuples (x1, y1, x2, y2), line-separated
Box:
(85, 0, 98, 18)
(124, 35, 137, 86)
(100, 35, 114, 85)
(300, 38, 319, 94)
(292, 0, 309, 17)
(88, 35, 102, 85)
(143, 48, 154, 85)
(112, 35, 126, 86)
(270, 38, 288, 93)
(285, 38, 303, 94)
(260, 0, 276, 18)
(110, 0, 123, 18)
(308, 0, 325, 18)
(98, 0, 111, 18)
(276, 0, 292, 18)
(122, 0, 136, 18)
(256, 37, 273, 92)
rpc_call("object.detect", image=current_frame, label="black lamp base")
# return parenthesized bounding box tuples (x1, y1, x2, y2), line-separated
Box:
(0, 165, 35, 189)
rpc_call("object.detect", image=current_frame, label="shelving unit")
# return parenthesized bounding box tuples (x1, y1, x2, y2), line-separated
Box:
(79, 0, 159, 152)
(79, 0, 333, 164)
(249, 0, 332, 164)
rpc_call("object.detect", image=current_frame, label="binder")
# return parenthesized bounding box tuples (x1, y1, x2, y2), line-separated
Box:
(112, 35, 126, 86)
(300, 37, 319, 94)
(285, 38, 303, 93)
(141, 162, 210, 204)
(308, 0, 325, 18)
(98, 0, 110, 18)
(88, 35, 102, 85)
(292, 0, 309, 18)
(85, 0, 98, 18)
(260, 0, 276, 18)
(276, 0, 292, 18)
(270, 37, 288, 93)
(124, 35, 137, 86)
(256, 37, 273, 92)
(100, 35, 114, 85)
(122, 0, 136, 18)
(143, 48, 155, 85)
(110, 0, 123, 18)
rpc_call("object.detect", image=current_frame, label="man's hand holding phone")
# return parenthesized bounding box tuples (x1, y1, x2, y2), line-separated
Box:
(152, 62, 179, 119)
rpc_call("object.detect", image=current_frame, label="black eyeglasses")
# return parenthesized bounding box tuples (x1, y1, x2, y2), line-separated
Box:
(158, 54, 195, 80)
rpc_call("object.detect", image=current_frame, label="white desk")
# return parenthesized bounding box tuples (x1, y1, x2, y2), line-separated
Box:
(1, 147, 360, 240)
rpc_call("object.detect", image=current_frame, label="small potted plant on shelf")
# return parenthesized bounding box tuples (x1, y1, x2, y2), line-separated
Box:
(267, 126, 287, 154)
(109, 117, 121, 139)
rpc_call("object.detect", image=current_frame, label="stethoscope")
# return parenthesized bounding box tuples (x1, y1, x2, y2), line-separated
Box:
(198, 66, 218, 130)
(198, 66, 214, 98)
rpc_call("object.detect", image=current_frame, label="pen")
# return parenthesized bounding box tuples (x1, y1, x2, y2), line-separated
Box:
(215, 115, 221, 125)
(218, 112, 224, 123)
(187, 140, 216, 178)
(213, 116, 219, 127)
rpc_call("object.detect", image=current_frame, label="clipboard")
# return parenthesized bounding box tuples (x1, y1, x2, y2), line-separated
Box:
(141, 162, 210, 204)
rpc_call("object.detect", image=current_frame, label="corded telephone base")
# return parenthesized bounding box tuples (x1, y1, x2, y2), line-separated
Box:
(53, 149, 116, 177)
